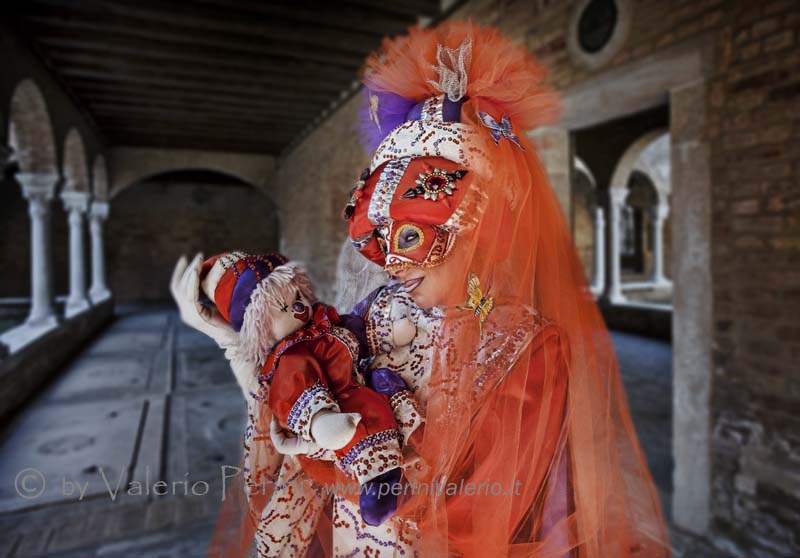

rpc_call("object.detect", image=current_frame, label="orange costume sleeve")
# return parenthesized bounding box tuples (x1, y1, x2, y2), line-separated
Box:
(268, 343, 340, 442)
(444, 324, 571, 557)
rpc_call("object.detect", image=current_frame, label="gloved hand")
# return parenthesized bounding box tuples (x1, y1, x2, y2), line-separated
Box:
(170, 252, 238, 350)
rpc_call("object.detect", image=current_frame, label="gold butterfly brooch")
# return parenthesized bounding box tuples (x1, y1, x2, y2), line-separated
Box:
(457, 272, 495, 332)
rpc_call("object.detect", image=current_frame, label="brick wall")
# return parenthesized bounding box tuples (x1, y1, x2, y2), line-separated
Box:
(273, 96, 371, 303)
(107, 174, 280, 304)
(275, 1, 799, 554)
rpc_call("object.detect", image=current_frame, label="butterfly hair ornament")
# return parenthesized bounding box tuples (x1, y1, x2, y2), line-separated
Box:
(456, 271, 495, 333)
(478, 112, 525, 151)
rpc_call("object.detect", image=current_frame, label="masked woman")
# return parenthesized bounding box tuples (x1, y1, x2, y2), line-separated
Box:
(175, 20, 671, 558)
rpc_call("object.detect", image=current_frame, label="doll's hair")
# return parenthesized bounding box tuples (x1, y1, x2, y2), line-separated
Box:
(238, 262, 316, 365)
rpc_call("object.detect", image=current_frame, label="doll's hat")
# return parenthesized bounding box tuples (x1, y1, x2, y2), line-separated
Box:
(200, 251, 288, 332)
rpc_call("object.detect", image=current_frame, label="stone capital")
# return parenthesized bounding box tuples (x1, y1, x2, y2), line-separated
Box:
(594, 206, 606, 225)
(654, 203, 670, 221)
(89, 201, 110, 220)
(609, 187, 628, 205)
(61, 190, 91, 214)
(16, 172, 60, 202)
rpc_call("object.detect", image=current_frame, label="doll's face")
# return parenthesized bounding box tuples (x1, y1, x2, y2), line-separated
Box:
(271, 290, 313, 340)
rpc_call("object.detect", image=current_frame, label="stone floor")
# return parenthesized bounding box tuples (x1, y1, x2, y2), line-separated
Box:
(0, 307, 723, 557)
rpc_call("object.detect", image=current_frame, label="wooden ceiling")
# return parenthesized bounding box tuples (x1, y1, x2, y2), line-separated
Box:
(8, 0, 444, 154)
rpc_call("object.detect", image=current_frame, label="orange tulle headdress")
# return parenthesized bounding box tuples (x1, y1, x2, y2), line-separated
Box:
(212, 20, 671, 558)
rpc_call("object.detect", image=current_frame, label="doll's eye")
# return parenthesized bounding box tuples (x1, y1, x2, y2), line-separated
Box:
(292, 301, 305, 313)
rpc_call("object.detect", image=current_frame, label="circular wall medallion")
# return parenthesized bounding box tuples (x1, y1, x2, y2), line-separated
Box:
(568, 0, 632, 69)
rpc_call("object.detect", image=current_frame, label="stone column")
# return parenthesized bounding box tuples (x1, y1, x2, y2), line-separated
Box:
(591, 207, 606, 296)
(61, 191, 91, 317)
(529, 127, 572, 220)
(652, 203, 671, 286)
(88, 201, 111, 303)
(607, 188, 628, 304)
(19, 173, 59, 329)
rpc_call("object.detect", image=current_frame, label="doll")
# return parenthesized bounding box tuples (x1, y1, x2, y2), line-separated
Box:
(198, 250, 416, 526)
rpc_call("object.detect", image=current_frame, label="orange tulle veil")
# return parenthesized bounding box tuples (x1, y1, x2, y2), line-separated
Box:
(210, 20, 671, 558)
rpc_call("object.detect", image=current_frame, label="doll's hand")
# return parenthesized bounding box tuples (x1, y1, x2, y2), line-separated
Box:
(270, 416, 325, 455)
(170, 253, 238, 348)
(310, 410, 362, 450)
(391, 317, 417, 347)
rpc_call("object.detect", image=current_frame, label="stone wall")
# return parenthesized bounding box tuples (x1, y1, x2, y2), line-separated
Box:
(274, 0, 800, 554)
(272, 95, 371, 304)
(106, 173, 280, 304)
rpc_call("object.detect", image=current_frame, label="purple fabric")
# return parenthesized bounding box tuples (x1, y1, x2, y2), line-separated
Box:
(442, 95, 463, 122)
(538, 444, 574, 557)
(406, 99, 424, 121)
(367, 368, 409, 397)
(337, 313, 369, 360)
(359, 467, 402, 526)
(229, 261, 272, 331)
(358, 89, 417, 153)
(350, 285, 385, 319)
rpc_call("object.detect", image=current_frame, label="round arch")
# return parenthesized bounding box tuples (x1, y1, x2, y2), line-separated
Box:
(633, 131, 671, 204)
(574, 156, 597, 189)
(609, 128, 669, 194)
(62, 128, 90, 192)
(109, 148, 276, 199)
(7, 79, 57, 175)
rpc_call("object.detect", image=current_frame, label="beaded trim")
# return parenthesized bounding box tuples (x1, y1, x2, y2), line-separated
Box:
(350, 233, 372, 251)
(384, 225, 455, 273)
(340, 429, 403, 485)
(388, 390, 424, 445)
(286, 381, 339, 441)
(420, 94, 444, 121)
(368, 157, 410, 226)
(340, 429, 401, 468)
(392, 224, 425, 254)
(370, 120, 480, 174)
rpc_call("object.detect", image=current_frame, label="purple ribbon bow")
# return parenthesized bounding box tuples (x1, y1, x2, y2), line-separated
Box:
(478, 112, 525, 151)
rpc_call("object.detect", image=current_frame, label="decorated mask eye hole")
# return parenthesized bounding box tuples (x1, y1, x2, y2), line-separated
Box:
(394, 224, 425, 253)
(374, 229, 388, 254)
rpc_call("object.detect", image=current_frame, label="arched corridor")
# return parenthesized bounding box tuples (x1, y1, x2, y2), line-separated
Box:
(106, 170, 280, 304)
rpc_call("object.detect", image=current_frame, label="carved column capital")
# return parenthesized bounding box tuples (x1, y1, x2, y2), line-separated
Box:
(16, 172, 59, 202)
(61, 190, 91, 214)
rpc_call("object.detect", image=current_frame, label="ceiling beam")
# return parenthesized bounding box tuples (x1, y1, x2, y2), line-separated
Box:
(38, 37, 359, 82)
(23, 15, 365, 68)
(100, 0, 381, 55)
(46, 51, 352, 95)
(59, 67, 344, 101)
(69, 83, 336, 112)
